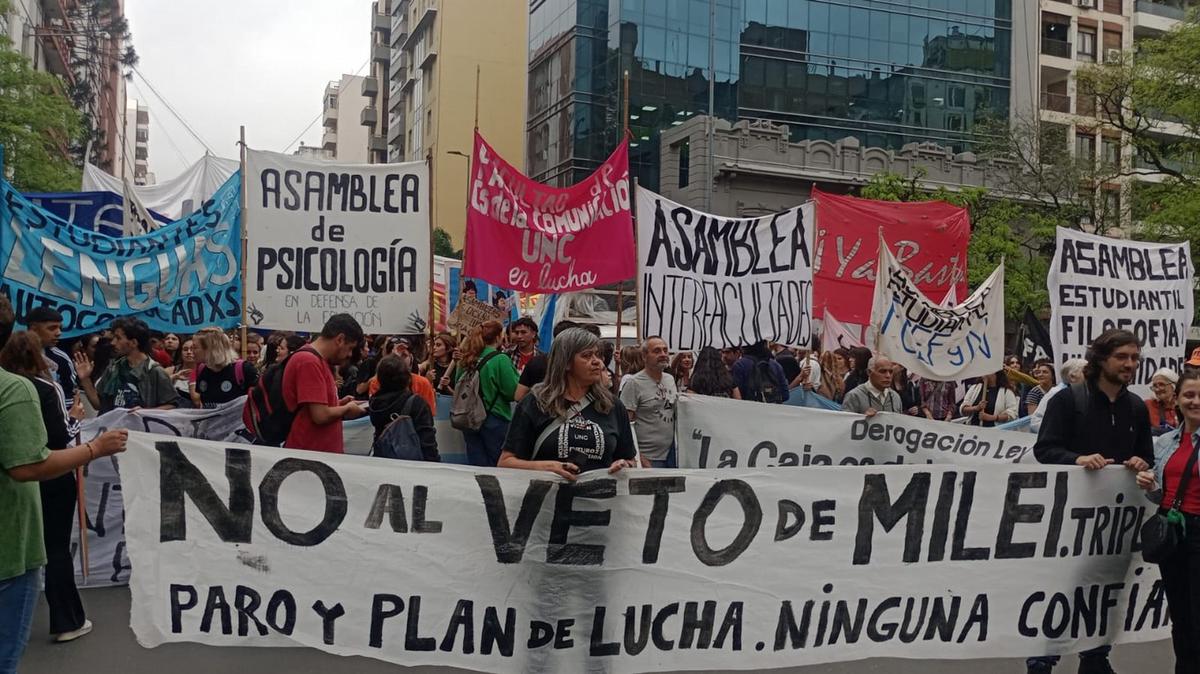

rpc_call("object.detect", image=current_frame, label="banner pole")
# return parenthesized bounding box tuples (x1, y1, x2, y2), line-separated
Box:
(615, 70, 631, 373)
(427, 149, 435, 341)
(474, 65, 480, 130)
(238, 126, 249, 358)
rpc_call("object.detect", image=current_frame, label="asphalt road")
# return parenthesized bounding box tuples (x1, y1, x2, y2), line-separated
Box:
(20, 586, 1174, 674)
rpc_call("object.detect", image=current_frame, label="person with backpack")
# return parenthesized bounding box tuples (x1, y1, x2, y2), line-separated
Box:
(451, 320, 518, 467)
(368, 355, 438, 461)
(620, 337, 678, 467)
(500, 327, 637, 479)
(76, 317, 177, 412)
(190, 329, 257, 408)
(731, 340, 790, 404)
(1029, 328, 1153, 674)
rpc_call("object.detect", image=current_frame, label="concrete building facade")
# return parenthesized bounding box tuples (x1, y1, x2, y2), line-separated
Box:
(321, 74, 370, 164)
(389, 0, 527, 247)
(122, 99, 151, 185)
(363, 0, 392, 164)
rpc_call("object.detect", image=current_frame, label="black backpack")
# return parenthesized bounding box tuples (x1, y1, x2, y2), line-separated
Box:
(747, 358, 782, 403)
(243, 346, 317, 446)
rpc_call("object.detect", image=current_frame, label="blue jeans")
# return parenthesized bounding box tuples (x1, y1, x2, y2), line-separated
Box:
(1027, 645, 1112, 668)
(463, 413, 509, 467)
(648, 443, 678, 469)
(0, 568, 41, 674)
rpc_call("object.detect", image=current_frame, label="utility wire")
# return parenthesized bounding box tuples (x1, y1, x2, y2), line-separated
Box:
(280, 58, 371, 154)
(131, 78, 190, 168)
(131, 66, 217, 155)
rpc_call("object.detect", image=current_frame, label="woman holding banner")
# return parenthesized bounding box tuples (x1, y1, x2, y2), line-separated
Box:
(499, 328, 637, 479)
(961, 370, 1018, 427)
(1137, 369, 1200, 673)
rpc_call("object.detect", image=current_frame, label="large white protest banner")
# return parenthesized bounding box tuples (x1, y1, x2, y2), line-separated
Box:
(872, 242, 1004, 380)
(122, 432, 1166, 672)
(677, 395, 1036, 469)
(71, 401, 465, 587)
(246, 150, 430, 333)
(1049, 227, 1192, 390)
(636, 188, 813, 350)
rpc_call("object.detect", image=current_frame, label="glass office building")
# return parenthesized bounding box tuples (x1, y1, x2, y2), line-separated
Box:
(527, 0, 1013, 191)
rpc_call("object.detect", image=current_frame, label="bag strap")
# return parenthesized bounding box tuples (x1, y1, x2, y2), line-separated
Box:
(531, 394, 594, 461)
(473, 350, 504, 411)
(1171, 433, 1200, 512)
(234, 359, 245, 388)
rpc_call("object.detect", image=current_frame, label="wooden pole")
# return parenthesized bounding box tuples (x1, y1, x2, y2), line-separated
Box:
(239, 126, 249, 359)
(615, 70, 631, 373)
(474, 65, 481, 130)
(75, 466, 88, 584)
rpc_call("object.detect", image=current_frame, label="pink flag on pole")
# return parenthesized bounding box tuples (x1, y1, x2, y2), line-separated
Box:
(821, 309, 864, 353)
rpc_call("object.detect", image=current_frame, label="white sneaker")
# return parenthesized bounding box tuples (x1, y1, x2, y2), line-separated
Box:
(54, 619, 93, 643)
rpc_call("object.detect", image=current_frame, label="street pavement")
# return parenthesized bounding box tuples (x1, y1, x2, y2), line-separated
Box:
(21, 586, 1174, 673)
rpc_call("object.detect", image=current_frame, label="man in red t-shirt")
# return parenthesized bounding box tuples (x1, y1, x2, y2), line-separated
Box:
(282, 314, 368, 453)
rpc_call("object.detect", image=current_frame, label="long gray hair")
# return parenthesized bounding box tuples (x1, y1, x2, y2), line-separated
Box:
(533, 327, 614, 417)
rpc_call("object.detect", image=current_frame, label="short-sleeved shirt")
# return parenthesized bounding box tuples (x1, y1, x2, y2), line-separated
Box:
(518, 354, 548, 390)
(504, 395, 636, 473)
(0, 368, 51, 580)
(619, 370, 678, 460)
(195, 360, 259, 407)
(282, 349, 343, 453)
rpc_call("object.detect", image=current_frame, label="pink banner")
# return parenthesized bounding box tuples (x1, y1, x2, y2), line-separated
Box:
(464, 132, 635, 293)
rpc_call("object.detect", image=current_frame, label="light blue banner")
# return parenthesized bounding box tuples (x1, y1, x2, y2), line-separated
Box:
(0, 173, 242, 337)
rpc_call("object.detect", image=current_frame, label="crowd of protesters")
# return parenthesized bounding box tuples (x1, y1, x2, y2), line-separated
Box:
(4, 294, 1200, 673)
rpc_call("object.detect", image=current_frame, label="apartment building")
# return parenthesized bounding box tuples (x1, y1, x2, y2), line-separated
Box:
(122, 99, 151, 185)
(388, 0, 527, 247)
(321, 74, 370, 164)
(362, 0, 392, 164)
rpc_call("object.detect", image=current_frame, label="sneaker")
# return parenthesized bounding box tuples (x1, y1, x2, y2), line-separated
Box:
(53, 619, 93, 643)
(1078, 656, 1116, 674)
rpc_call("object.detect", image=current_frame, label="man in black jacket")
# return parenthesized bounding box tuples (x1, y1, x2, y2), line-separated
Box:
(1028, 328, 1152, 674)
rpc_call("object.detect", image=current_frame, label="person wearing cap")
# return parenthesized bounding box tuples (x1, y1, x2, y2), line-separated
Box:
(1186, 346, 1200, 374)
(1146, 368, 1180, 437)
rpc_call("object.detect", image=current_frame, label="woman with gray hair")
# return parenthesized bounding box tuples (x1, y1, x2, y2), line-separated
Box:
(1029, 358, 1088, 434)
(500, 328, 637, 480)
(1146, 367, 1181, 436)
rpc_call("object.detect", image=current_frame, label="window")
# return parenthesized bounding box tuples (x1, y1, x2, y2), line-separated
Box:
(946, 113, 964, 131)
(1077, 29, 1097, 61)
(1102, 137, 1120, 167)
(677, 140, 690, 188)
(1075, 132, 1096, 162)
(948, 85, 966, 108)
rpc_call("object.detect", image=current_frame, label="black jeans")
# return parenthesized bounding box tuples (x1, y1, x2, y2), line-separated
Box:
(1160, 511, 1200, 674)
(40, 471, 86, 634)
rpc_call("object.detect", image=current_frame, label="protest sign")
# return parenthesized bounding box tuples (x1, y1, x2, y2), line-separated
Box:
(0, 174, 242, 338)
(24, 191, 171, 237)
(636, 189, 813, 350)
(465, 132, 634, 293)
(812, 188, 969, 325)
(71, 397, 467, 587)
(871, 241, 1004, 380)
(1048, 227, 1193, 389)
(448, 295, 508, 336)
(246, 150, 430, 333)
(1018, 308, 1054, 370)
(122, 432, 1166, 672)
(676, 394, 1035, 469)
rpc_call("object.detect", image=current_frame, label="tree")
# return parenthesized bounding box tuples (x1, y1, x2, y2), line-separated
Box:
(432, 227, 461, 259)
(0, 37, 85, 191)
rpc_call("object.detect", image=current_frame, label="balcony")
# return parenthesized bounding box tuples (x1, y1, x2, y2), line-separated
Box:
(373, 12, 390, 32)
(323, 106, 338, 127)
(373, 43, 390, 64)
(1041, 37, 1072, 58)
(419, 48, 437, 69)
(402, 6, 437, 50)
(1136, 0, 1189, 19)
(360, 106, 379, 126)
(361, 76, 379, 97)
(322, 129, 337, 149)
(369, 134, 387, 153)
(1041, 91, 1071, 113)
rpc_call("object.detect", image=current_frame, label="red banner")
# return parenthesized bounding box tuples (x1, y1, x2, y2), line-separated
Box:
(813, 188, 970, 324)
(464, 132, 635, 293)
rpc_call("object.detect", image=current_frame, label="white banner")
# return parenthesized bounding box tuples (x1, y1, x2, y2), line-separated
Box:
(121, 432, 1166, 671)
(636, 188, 813, 350)
(871, 242, 1004, 380)
(1049, 228, 1192, 391)
(84, 155, 239, 220)
(676, 395, 1036, 469)
(246, 150, 430, 333)
(71, 400, 465, 587)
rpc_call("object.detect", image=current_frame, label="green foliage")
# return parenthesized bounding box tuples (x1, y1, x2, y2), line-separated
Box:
(0, 40, 84, 191)
(432, 227, 461, 259)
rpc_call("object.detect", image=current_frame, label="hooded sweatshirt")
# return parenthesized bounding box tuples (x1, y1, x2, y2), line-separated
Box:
(368, 388, 439, 461)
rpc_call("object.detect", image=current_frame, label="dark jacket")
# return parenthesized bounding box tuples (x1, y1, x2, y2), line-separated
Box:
(1033, 380, 1154, 467)
(368, 389, 439, 461)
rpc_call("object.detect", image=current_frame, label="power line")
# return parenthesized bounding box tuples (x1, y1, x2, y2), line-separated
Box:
(280, 58, 371, 154)
(131, 66, 216, 155)
(131, 78, 190, 168)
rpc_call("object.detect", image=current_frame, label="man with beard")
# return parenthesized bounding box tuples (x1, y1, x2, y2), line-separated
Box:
(1029, 328, 1153, 674)
(620, 337, 677, 467)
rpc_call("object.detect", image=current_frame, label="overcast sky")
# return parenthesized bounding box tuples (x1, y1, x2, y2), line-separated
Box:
(125, 0, 375, 181)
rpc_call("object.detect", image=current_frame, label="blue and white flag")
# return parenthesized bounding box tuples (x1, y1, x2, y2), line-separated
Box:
(0, 173, 243, 337)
